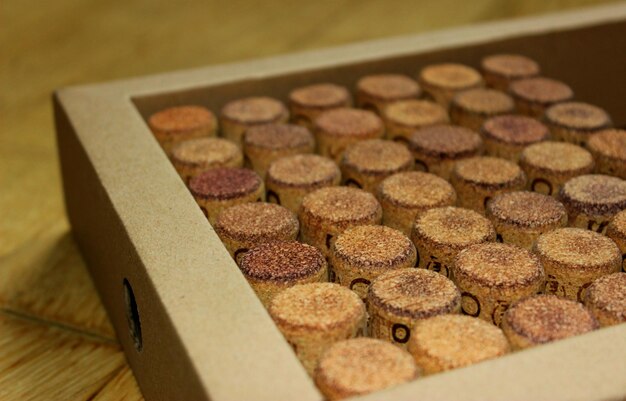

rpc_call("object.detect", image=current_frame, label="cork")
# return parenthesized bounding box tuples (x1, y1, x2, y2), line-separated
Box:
(239, 241, 327, 307)
(382, 99, 449, 143)
(214, 202, 299, 262)
(265, 154, 341, 214)
(451, 156, 526, 213)
(519, 141, 594, 197)
(410, 206, 496, 278)
(481, 114, 550, 162)
(377, 171, 457, 235)
(299, 186, 382, 257)
(502, 294, 599, 350)
(408, 124, 483, 180)
(188, 167, 264, 224)
(243, 123, 315, 178)
(368, 269, 461, 348)
(509, 77, 573, 118)
(340, 139, 414, 193)
(269, 283, 366, 376)
(606, 210, 626, 273)
(534, 227, 621, 302)
(313, 108, 384, 162)
(314, 338, 419, 400)
(417, 63, 484, 108)
(407, 315, 510, 375)
(329, 225, 417, 300)
(452, 242, 545, 325)
(587, 129, 626, 179)
(481, 54, 541, 91)
(355, 74, 421, 115)
(485, 191, 567, 250)
(288, 83, 352, 130)
(148, 105, 217, 154)
(450, 88, 515, 132)
(558, 174, 626, 233)
(583, 272, 626, 327)
(170, 137, 243, 184)
(544, 102, 612, 145)
(219, 96, 289, 144)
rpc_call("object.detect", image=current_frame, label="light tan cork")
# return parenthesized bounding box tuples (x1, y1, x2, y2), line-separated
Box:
(587, 128, 626, 179)
(382, 99, 449, 143)
(418, 63, 484, 108)
(171, 137, 243, 184)
(289, 83, 352, 130)
(148, 105, 217, 154)
(545, 101, 612, 146)
(219, 96, 288, 144)
(356, 74, 421, 115)
(450, 88, 515, 132)
(583, 272, 626, 327)
(481, 54, 540, 90)
(606, 210, 626, 273)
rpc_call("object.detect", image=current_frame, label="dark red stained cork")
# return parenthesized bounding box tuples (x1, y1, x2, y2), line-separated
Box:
(244, 123, 314, 150)
(189, 167, 261, 200)
(240, 241, 326, 282)
(482, 115, 550, 145)
(409, 125, 482, 159)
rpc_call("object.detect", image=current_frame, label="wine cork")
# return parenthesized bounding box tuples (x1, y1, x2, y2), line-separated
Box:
(265, 154, 341, 214)
(558, 174, 626, 233)
(368, 269, 461, 348)
(418, 63, 484, 108)
(329, 225, 417, 300)
(410, 206, 496, 278)
(606, 210, 626, 272)
(299, 187, 382, 257)
(355, 74, 421, 114)
(340, 139, 414, 193)
(481, 115, 550, 162)
(407, 315, 509, 375)
(377, 171, 457, 236)
(453, 243, 544, 325)
(509, 77, 573, 118)
(534, 227, 621, 302)
(382, 99, 449, 143)
(481, 54, 540, 91)
(269, 283, 366, 376)
(148, 105, 217, 154)
(239, 241, 327, 307)
(587, 129, 626, 179)
(214, 202, 299, 262)
(519, 141, 594, 197)
(219, 97, 288, 144)
(450, 88, 515, 132)
(583, 272, 626, 327)
(314, 338, 419, 400)
(408, 125, 483, 180)
(544, 102, 612, 146)
(243, 123, 314, 178)
(313, 108, 384, 162)
(502, 294, 599, 350)
(170, 137, 243, 184)
(189, 167, 264, 224)
(485, 191, 567, 250)
(288, 83, 352, 130)
(451, 156, 526, 213)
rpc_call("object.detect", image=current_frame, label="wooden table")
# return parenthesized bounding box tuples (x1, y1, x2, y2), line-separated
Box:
(0, 1, 609, 399)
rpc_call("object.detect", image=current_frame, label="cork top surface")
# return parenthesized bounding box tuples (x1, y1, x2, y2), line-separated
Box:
(452, 88, 514, 114)
(534, 228, 621, 270)
(413, 206, 495, 249)
(384, 99, 449, 127)
(357, 74, 421, 100)
(378, 171, 456, 209)
(520, 141, 593, 174)
(244, 123, 314, 150)
(559, 174, 626, 216)
(482, 115, 549, 145)
(267, 154, 339, 188)
(149, 105, 215, 134)
(269, 283, 365, 330)
(509, 77, 573, 104)
(332, 225, 415, 269)
(505, 294, 598, 343)
(607, 209, 626, 240)
(454, 243, 544, 288)
(171, 137, 241, 166)
(314, 108, 383, 137)
(481, 54, 540, 78)
(289, 83, 351, 108)
(584, 273, 626, 322)
(239, 241, 325, 282)
(220, 96, 287, 124)
(453, 156, 525, 187)
(215, 202, 299, 242)
(368, 269, 461, 318)
(419, 63, 483, 89)
(486, 191, 567, 228)
(315, 338, 418, 398)
(342, 139, 413, 174)
(545, 102, 611, 130)
(189, 167, 261, 200)
(588, 129, 626, 160)
(409, 125, 482, 159)
(301, 186, 382, 224)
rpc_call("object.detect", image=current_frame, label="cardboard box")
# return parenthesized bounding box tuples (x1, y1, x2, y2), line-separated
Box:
(55, 4, 626, 401)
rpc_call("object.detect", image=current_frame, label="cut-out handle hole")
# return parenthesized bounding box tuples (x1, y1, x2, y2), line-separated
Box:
(123, 278, 143, 352)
